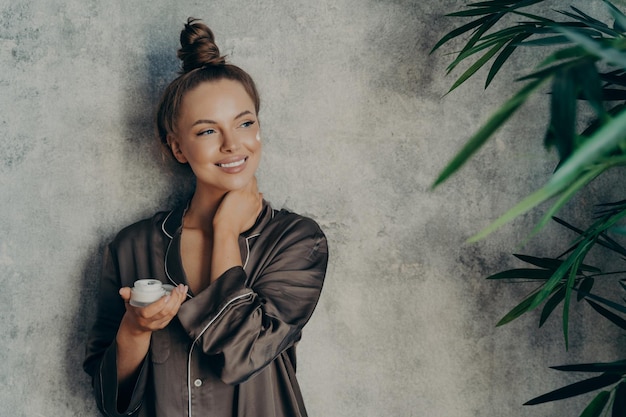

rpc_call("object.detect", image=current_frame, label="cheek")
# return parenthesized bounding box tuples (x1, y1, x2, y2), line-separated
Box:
(185, 141, 219, 161)
(244, 133, 262, 153)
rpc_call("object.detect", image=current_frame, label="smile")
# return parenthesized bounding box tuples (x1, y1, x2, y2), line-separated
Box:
(216, 157, 247, 168)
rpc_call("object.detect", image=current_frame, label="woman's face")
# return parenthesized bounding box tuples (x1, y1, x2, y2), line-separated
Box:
(170, 79, 261, 193)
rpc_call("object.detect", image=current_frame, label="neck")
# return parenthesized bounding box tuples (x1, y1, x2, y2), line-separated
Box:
(184, 185, 227, 232)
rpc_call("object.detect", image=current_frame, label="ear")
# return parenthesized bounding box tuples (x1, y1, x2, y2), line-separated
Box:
(167, 135, 188, 164)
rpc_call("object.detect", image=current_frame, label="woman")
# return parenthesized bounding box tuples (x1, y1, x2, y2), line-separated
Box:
(84, 18, 328, 417)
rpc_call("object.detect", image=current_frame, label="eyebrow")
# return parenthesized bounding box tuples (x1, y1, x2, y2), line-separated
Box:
(191, 110, 254, 127)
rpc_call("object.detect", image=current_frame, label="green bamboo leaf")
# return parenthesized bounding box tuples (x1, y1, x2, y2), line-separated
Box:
(581, 105, 626, 140)
(610, 225, 626, 234)
(532, 164, 606, 233)
(600, 70, 626, 87)
(580, 291, 626, 314)
(524, 373, 622, 405)
(539, 285, 565, 327)
(446, 36, 505, 74)
(469, 0, 531, 6)
(486, 32, 533, 88)
(552, 214, 626, 257)
(612, 380, 626, 417)
(443, 18, 512, 80)
(496, 0, 546, 10)
(579, 390, 610, 417)
(467, 184, 561, 242)
(460, 0, 546, 13)
(545, 65, 577, 158)
(481, 24, 541, 39)
(521, 35, 572, 46)
(596, 230, 626, 257)
(600, 88, 626, 100)
(552, 360, 626, 373)
(596, 198, 626, 208)
(513, 254, 599, 272)
(431, 15, 493, 54)
(521, 116, 626, 228)
(548, 113, 626, 187)
(448, 9, 504, 18)
(577, 277, 594, 302)
(513, 254, 561, 269)
(556, 10, 618, 37)
(446, 39, 509, 89)
(433, 77, 546, 188)
(603, 0, 626, 33)
(446, 0, 548, 27)
(536, 46, 589, 68)
(557, 27, 626, 68)
(529, 240, 595, 314)
(563, 254, 584, 349)
(550, 20, 610, 38)
(570, 5, 606, 25)
(586, 299, 626, 330)
(520, 57, 590, 82)
(512, 10, 557, 24)
(486, 268, 554, 280)
(496, 288, 541, 326)
(576, 60, 606, 117)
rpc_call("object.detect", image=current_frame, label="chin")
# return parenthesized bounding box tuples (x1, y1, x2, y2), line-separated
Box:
(200, 176, 254, 193)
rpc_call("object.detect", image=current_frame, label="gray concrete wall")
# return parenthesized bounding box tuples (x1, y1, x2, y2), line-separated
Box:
(1, 0, 623, 416)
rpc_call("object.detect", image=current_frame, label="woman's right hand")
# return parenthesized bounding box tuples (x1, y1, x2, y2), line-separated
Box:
(115, 284, 187, 387)
(118, 284, 188, 335)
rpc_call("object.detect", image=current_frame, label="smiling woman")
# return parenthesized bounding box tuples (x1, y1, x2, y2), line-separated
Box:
(169, 80, 262, 195)
(83, 18, 328, 417)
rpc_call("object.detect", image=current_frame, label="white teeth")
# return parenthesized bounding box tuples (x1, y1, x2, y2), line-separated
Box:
(218, 158, 246, 168)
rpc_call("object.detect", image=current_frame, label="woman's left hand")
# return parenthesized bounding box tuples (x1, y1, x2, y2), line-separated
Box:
(213, 176, 263, 236)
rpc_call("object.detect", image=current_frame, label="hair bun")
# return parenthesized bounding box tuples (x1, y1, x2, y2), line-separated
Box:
(177, 18, 226, 73)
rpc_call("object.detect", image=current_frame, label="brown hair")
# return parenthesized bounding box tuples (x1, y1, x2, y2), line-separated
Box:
(156, 18, 260, 158)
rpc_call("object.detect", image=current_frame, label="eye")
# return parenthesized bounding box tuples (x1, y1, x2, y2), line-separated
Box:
(240, 120, 256, 128)
(197, 128, 216, 136)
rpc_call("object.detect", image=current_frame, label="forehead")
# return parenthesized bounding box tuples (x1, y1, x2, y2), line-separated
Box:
(179, 79, 255, 121)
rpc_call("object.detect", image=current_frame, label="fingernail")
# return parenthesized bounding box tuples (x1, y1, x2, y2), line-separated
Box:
(164, 295, 171, 303)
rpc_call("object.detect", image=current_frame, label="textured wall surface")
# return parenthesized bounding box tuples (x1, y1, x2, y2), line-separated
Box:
(1, 0, 624, 416)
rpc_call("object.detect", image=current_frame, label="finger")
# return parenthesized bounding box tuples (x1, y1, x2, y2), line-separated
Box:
(119, 287, 132, 302)
(164, 285, 188, 314)
(136, 295, 171, 319)
(151, 285, 187, 318)
(175, 284, 188, 304)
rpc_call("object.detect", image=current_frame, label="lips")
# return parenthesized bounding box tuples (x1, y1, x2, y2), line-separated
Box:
(215, 156, 249, 172)
(217, 158, 246, 168)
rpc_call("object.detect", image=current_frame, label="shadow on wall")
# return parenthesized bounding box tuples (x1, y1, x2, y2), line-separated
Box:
(63, 239, 107, 413)
(61, 22, 195, 412)
(368, 0, 452, 100)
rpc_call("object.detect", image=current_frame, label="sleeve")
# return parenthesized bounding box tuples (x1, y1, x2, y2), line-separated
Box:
(83, 245, 149, 417)
(176, 219, 328, 385)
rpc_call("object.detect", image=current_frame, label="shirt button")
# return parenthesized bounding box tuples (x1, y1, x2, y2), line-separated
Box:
(194, 379, 202, 387)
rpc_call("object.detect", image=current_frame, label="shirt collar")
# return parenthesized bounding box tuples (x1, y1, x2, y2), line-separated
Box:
(161, 198, 274, 240)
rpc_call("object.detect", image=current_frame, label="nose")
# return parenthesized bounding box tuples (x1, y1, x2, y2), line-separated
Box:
(220, 130, 240, 153)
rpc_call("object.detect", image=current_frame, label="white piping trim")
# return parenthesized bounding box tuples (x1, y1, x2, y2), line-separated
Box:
(164, 237, 192, 300)
(163, 238, 177, 287)
(161, 210, 175, 239)
(242, 234, 259, 271)
(98, 353, 142, 416)
(186, 291, 254, 417)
